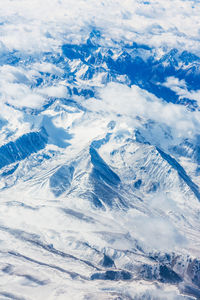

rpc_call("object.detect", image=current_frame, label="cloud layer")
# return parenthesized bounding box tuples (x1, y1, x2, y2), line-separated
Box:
(1, 0, 200, 54)
(85, 82, 200, 143)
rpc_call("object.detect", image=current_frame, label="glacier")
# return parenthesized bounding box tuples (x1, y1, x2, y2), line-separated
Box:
(0, 0, 200, 299)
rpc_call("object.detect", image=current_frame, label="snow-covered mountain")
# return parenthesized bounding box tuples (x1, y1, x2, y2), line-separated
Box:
(0, 1, 200, 299)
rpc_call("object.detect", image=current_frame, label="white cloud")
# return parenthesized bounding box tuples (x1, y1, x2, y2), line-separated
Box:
(32, 62, 64, 76)
(37, 85, 68, 98)
(0, 0, 200, 54)
(129, 213, 186, 251)
(0, 79, 46, 109)
(85, 82, 200, 141)
(163, 76, 200, 105)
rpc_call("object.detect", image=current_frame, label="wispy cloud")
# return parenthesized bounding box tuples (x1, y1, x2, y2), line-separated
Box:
(85, 82, 200, 143)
